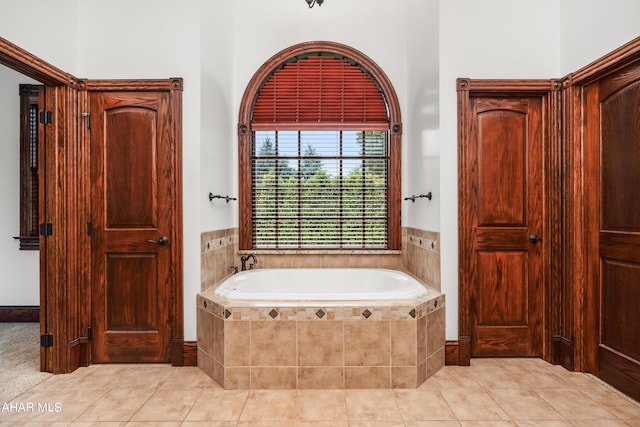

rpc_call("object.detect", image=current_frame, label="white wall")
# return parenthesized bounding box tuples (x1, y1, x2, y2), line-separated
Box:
(405, 0, 440, 231)
(559, 0, 640, 74)
(0, 0, 79, 74)
(0, 66, 40, 305)
(200, 1, 236, 232)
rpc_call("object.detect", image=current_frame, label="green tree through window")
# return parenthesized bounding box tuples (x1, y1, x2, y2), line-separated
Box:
(252, 130, 388, 248)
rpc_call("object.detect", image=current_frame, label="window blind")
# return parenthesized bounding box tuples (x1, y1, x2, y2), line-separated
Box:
(252, 54, 389, 128)
(252, 130, 389, 249)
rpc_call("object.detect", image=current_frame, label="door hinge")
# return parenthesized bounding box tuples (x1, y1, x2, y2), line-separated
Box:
(87, 326, 92, 341)
(87, 221, 92, 235)
(39, 110, 53, 125)
(40, 334, 54, 348)
(39, 222, 53, 237)
(81, 112, 90, 129)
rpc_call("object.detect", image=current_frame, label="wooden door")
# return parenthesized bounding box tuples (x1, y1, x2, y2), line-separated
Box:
(583, 63, 640, 401)
(459, 82, 548, 358)
(90, 87, 180, 363)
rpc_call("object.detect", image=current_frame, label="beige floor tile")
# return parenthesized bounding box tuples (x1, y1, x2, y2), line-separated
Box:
(502, 365, 572, 389)
(404, 422, 462, 427)
(459, 422, 518, 427)
(159, 367, 221, 390)
(514, 421, 574, 427)
(293, 421, 348, 427)
(75, 387, 155, 422)
(488, 389, 564, 420)
(568, 420, 632, 427)
(345, 389, 402, 421)
(498, 358, 551, 366)
(71, 423, 127, 426)
(440, 388, 510, 421)
(236, 421, 293, 427)
(31, 367, 94, 390)
(239, 390, 296, 422)
(550, 369, 601, 388)
(130, 389, 203, 422)
(394, 389, 457, 421)
(468, 365, 532, 389)
(470, 358, 503, 366)
(184, 389, 248, 422)
(534, 388, 617, 420)
(14, 389, 105, 423)
(421, 366, 482, 389)
(123, 423, 181, 426)
(180, 422, 236, 427)
(4, 357, 640, 426)
(118, 366, 175, 389)
(578, 385, 640, 419)
(9, 423, 72, 426)
(348, 422, 405, 427)
(295, 390, 347, 421)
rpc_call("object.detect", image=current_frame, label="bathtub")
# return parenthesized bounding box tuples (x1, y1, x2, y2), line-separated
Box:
(197, 267, 445, 389)
(213, 268, 429, 301)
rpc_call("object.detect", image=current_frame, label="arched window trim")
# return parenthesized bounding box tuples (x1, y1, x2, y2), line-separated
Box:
(238, 41, 402, 250)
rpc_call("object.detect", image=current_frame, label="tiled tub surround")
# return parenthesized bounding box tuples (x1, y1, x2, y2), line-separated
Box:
(200, 227, 441, 291)
(197, 290, 445, 390)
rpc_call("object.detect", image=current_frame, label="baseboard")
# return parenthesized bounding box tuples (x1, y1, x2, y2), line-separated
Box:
(445, 341, 460, 365)
(445, 338, 471, 366)
(0, 305, 39, 322)
(183, 341, 197, 366)
(552, 335, 574, 370)
(171, 339, 198, 366)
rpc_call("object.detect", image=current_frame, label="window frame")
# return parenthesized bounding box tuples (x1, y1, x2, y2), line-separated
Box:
(15, 84, 42, 250)
(238, 41, 402, 250)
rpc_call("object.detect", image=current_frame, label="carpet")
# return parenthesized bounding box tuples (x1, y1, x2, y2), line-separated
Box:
(0, 323, 52, 402)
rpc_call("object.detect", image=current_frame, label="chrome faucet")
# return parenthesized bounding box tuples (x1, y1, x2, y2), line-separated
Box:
(240, 254, 258, 271)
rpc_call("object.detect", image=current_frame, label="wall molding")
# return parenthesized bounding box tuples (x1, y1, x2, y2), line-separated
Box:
(445, 339, 470, 366)
(0, 305, 39, 322)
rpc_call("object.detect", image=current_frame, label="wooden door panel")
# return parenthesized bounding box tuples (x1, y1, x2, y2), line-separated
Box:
(477, 251, 528, 325)
(601, 81, 640, 231)
(106, 254, 159, 331)
(477, 111, 527, 226)
(105, 108, 158, 228)
(91, 90, 174, 363)
(601, 260, 640, 360)
(460, 89, 545, 358)
(587, 61, 640, 401)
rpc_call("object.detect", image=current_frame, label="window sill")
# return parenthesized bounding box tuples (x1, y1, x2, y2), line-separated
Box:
(238, 249, 402, 255)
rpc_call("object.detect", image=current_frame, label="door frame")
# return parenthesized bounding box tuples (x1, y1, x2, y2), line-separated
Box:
(0, 36, 185, 373)
(1, 36, 82, 373)
(79, 78, 184, 365)
(457, 78, 563, 365)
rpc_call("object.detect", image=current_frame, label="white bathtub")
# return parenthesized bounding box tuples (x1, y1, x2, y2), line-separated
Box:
(213, 268, 428, 301)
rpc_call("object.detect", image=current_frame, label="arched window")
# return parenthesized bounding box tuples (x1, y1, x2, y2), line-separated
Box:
(238, 41, 401, 250)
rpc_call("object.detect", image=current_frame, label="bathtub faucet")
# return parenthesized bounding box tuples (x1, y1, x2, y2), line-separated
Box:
(240, 254, 258, 271)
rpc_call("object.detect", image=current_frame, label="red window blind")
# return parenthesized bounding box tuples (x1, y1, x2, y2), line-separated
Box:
(252, 54, 389, 128)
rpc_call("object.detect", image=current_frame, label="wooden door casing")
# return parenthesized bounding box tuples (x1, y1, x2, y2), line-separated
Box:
(88, 80, 183, 364)
(458, 80, 556, 360)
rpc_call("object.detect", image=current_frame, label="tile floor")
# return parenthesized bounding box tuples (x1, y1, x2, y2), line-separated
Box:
(1, 358, 639, 426)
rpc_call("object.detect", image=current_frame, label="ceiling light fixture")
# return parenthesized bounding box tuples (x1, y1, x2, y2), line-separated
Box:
(305, 0, 324, 8)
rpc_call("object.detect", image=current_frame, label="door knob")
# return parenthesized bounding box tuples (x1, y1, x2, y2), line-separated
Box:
(528, 234, 541, 243)
(147, 236, 169, 246)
